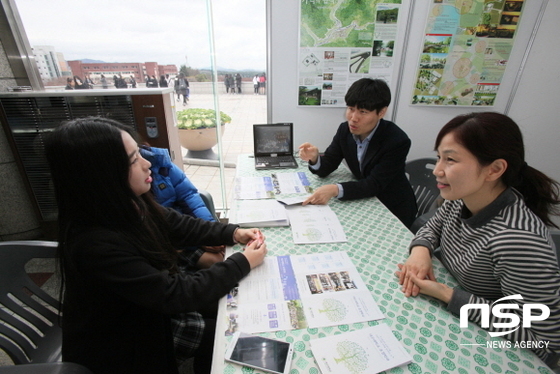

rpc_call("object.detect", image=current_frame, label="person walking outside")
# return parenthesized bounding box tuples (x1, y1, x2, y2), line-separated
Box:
(253, 74, 259, 95)
(175, 73, 190, 105)
(258, 73, 266, 95)
(224, 74, 231, 94)
(100, 75, 108, 89)
(235, 73, 242, 94)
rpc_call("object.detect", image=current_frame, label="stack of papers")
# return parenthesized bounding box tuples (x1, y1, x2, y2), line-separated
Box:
(235, 200, 289, 227)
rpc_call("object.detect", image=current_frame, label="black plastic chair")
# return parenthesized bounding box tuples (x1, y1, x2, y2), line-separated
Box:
(0, 240, 61, 364)
(199, 189, 220, 221)
(405, 158, 440, 233)
(550, 230, 560, 267)
(0, 241, 92, 373)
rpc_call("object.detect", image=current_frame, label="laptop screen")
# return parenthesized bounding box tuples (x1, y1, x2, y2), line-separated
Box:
(253, 123, 294, 156)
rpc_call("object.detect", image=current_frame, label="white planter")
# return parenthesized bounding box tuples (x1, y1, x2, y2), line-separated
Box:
(178, 124, 226, 151)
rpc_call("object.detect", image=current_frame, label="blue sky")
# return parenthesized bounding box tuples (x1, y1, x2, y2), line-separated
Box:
(14, 0, 267, 70)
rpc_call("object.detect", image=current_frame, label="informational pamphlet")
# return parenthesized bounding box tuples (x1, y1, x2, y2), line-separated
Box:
(234, 172, 312, 199)
(310, 324, 412, 374)
(224, 252, 384, 335)
(285, 205, 347, 244)
(235, 199, 289, 227)
(234, 176, 274, 200)
(271, 172, 313, 195)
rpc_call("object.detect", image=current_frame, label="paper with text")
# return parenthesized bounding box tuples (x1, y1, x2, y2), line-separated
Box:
(234, 176, 275, 200)
(225, 251, 384, 335)
(286, 205, 347, 244)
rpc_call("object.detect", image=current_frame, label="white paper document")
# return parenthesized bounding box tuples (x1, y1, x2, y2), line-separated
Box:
(234, 173, 312, 199)
(310, 324, 412, 374)
(271, 172, 313, 194)
(285, 205, 347, 244)
(235, 199, 289, 227)
(225, 251, 384, 335)
(276, 195, 311, 206)
(234, 176, 275, 200)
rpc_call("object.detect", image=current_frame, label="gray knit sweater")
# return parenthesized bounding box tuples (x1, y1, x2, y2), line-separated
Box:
(411, 188, 560, 364)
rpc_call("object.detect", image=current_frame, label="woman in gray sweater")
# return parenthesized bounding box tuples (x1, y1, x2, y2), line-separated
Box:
(397, 112, 560, 368)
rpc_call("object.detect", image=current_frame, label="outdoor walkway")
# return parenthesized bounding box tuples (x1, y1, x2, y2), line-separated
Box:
(176, 92, 267, 215)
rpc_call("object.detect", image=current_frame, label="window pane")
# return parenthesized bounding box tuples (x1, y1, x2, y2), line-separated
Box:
(14, 0, 267, 215)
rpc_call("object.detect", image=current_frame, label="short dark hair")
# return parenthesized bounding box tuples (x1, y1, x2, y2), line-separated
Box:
(344, 78, 391, 113)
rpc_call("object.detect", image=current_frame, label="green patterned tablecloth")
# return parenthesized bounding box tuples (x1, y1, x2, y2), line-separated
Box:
(211, 155, 552, 374)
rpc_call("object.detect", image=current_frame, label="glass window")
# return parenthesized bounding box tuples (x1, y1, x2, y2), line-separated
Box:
(14, 0, 267, 217)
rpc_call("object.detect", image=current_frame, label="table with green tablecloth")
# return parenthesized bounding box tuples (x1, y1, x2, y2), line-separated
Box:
(211, 154, 552, 374)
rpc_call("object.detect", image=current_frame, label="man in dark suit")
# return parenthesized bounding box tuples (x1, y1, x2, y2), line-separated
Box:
(299, 78, 417, 228)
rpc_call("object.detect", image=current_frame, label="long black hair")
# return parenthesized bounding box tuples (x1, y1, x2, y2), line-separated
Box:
(45, 117, 179, 300)
(435, 112, 560, 227)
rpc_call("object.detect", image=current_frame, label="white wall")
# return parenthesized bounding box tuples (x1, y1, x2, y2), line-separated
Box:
(506, 0, 560, 182)
(269, 0, 560, 188)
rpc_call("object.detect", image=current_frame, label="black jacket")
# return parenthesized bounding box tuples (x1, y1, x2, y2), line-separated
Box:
(310, 119, 417, 227)
(61, 208, 250, 373)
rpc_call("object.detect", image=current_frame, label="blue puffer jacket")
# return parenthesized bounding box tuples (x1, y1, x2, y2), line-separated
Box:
(140, 146, 215, 222)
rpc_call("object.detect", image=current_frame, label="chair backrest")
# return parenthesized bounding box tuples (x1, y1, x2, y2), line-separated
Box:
(0, 241, 61, 364)
(550, 230, 560, 267)
(199, 189, 220, 222)
(405, 158, 440, 218)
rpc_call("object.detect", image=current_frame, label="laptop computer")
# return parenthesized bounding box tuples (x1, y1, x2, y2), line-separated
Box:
(253, 123, 298, 169)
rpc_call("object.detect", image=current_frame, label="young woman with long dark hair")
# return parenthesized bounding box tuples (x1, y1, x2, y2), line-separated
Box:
(45, 117, 267, 374)
(397, 112, 560, 368)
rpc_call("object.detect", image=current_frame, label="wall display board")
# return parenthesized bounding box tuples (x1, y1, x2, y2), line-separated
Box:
(411, 0, 525, 106)
(298, 0, 405, 107)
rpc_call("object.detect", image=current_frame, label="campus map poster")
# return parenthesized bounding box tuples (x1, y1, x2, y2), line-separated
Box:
(298, 0, 404, 107)
(411, 0, 525, 106)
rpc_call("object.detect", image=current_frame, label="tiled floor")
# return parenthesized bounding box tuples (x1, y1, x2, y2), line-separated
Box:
(178, 92, 267, 217)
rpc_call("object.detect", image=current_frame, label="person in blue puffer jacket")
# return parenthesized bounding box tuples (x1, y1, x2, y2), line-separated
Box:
(140, 146, 225, 269)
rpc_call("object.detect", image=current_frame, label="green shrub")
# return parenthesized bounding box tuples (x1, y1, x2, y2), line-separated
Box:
(176, 108, 231, 129)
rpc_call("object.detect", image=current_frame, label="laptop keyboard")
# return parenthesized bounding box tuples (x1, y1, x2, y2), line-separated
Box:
(258, 156, 295, 163)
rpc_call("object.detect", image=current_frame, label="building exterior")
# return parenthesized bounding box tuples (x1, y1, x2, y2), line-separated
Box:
(67, 60, 144, 83)
(67, 60, 178, 85)
(32, 45, 69, 82)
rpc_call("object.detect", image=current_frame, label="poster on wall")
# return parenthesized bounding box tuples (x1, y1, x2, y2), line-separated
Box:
(298, 0, 404, 107)
(411, 0, 525, 106)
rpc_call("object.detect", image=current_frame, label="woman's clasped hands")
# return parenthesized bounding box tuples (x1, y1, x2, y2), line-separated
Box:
(395, 246, 453, 304)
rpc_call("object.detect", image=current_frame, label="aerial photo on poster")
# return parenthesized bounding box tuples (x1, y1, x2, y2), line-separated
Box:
(298, 0, 403, 107)
(411, 0, 525, 106)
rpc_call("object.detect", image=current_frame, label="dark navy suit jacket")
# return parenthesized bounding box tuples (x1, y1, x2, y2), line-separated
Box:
(309, 119, 417, 228)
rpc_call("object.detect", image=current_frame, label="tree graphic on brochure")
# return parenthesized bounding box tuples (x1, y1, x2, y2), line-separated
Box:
(303, 228, 322, 241)
(318, 298, 347, 322)
(334, 340, 369, 373)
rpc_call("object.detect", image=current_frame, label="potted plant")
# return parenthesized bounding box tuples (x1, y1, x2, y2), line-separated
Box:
(176, 108, 231, 152)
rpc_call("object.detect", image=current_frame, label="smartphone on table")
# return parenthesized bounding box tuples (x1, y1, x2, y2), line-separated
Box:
(224, 331, 294, 374)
